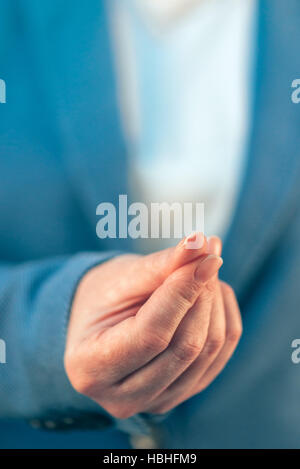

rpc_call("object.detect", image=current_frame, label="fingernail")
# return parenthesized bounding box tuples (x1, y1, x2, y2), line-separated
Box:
(184, 231, 204, 250)
(194, 255, 223, 282)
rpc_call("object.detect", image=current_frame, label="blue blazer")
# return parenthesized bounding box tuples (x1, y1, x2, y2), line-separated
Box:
(0, 0, 300, 448)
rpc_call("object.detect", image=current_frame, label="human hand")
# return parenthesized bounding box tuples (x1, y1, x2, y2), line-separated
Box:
(65, 233, 242, 418)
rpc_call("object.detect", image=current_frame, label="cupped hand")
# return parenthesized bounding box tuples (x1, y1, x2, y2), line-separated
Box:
(65, 233, 242, 418)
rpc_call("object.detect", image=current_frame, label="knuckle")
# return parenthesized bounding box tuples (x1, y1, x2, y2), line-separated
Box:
(205, 333, 225, 355)
(171, 339, 202, 364)
(65, 351, 104, 397)
(67, 370, 96, 396)
(205, 278, 218, 293)
(227, 325, 243, 344)
(168, 278, 199, 308)
(140, 331, 170, 355)
(197, 285, 214, 303)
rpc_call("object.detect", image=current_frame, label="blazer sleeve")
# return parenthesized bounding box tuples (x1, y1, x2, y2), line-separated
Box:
(0, 251, 167, 437)
(0, 252, 122, 431)
(0, 252, 166, 435)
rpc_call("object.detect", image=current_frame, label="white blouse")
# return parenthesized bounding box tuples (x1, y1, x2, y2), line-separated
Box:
(110, 0, 257, 253)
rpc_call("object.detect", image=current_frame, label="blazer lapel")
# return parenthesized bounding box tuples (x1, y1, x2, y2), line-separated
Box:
(221, 0, 300, 301)
(56, 0, 129, 224)
(30, 0, 132, 250)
